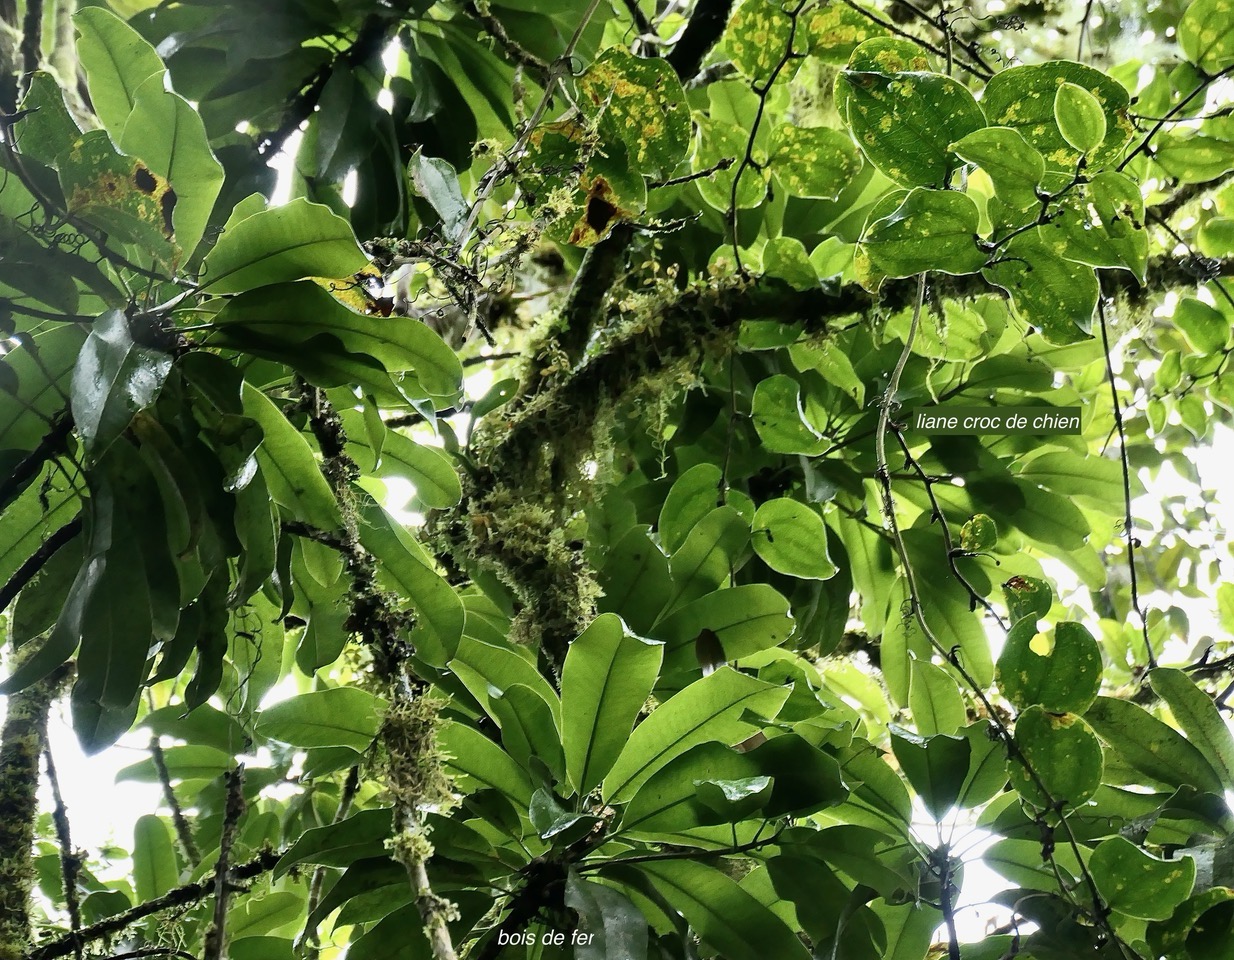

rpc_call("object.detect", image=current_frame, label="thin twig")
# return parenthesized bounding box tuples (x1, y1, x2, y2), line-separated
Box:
(1097, 297, 1156, 668)
(150, 736, 200, 865)
(1118, 64, 1234, 172)
(43, 743, 84, 960)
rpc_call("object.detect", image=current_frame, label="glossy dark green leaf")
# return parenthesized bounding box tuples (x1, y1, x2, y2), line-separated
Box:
(71, 311, 172, 456)
(565, 872, 649, 960)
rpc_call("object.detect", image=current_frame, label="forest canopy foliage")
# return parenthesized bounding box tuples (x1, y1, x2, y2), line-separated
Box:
(1, 0, 1234, 958)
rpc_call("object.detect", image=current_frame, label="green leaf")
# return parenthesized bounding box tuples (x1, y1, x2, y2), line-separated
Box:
(408, 151, 468, 243)
(275, 809, 392, 878)
(1007, 705, 1103, 809)
(663, 505, 749, 612)
(802, 3, 887, 63)
(951, 126, 1045, 213)
(439, 719, 535, 808)
(202, 198, 369, 294)
(659, 464, 725, 555)
(214, 282, 462, 402)
(751, 498, 836, 580)
(490, 684, 566, 783)
(1040, 172, 1148, 280)
(74, 6, 166, 138)
(655, 583, 795, 673)
(1175, 297, 1231, 355)
(635, 860, 811, 960)
(1090, 836, 1195, 921)
(561, 613, 664, 795)
(1001, 575, 1052, 622)
(996, 619, 1103, 714)
(71, 310, 172, 456)
(576, 48, 691, 176)
(132, 815, 178, 903)
(597, 525, 672, 635)
(1015, 450, 1125, 505)
(117, 745, 234, 784)
(980, 61, 1131, 169)
(959, 514, 997, 552)
(241, 382, 343, 531)
(983, 235, 1097, 344)
(621, 736, 846, 834)
(1150, 667, 1234, 791)
(889, 726, 971, 820)
(1180, 0, 1234, 71)
(837, 50, 986, 188)
(345, 903, 431, 960)
(15, 72, 82, 169)
(769, 125, 862, 200)
(909, 659, 965, 736)
(725, 0, 793, 82)
(751, 374, 826, 455)
(694, 117, 768, 211)
(227, 892, 302, 939)
(256, 688, 387, 752)
(602, 667, 789, 801)
(344, 411, 462, 508)
(1086, 696, 1223, 794)
(1054, 82, 1107, 155)
(565, 873, 649, 960)
(117, 74, 225, 257)
(449, 635, 560, 724)
(858, 188, 987, 284)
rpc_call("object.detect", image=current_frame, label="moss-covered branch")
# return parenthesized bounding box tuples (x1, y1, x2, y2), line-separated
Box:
(0, 663, 71, 960)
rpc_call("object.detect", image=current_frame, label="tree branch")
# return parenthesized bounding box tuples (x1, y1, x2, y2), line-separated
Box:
(202, 765, 245, 960)
(0, 663, 71, 960)
(28, 850, 285, 960)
